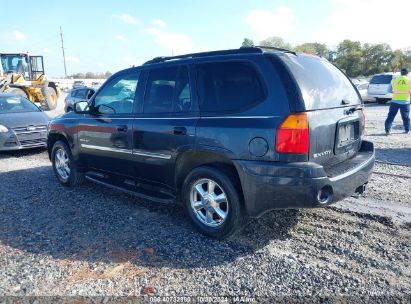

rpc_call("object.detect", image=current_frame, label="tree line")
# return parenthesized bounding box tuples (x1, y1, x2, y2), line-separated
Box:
(68, 71, 112, 79)
(242, 37, 411, 78)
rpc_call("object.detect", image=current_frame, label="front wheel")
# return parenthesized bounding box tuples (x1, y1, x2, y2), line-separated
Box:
(51, 140, 84, 187)
(182, 166, 244, 239)
(43, 87, 58, 110)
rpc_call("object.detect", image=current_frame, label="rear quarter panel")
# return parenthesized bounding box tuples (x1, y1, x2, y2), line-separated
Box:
(195, 55, 290, 161)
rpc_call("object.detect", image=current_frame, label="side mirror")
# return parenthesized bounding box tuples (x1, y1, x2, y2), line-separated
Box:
(74, 100, 90, 114)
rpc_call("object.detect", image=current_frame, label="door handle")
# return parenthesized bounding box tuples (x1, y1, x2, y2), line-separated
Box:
(173, 126, 187, 135)
(117, 125, 128, 132)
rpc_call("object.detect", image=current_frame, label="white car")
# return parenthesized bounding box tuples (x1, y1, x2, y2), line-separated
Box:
(356, 81, 373, 102)
(367, 73, 393, 104)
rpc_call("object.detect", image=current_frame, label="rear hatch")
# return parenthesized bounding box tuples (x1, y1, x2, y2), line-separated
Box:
(279, 54, 364, 168)
(368, 74, 392, 95)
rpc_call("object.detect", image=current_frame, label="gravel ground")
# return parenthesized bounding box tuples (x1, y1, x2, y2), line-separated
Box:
(0, 102, 410, 301)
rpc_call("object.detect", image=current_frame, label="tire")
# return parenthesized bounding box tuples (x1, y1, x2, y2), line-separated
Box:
(43, 87, 58, 110)
(4, 87, 28, 98)
(51, 140, 84, 187)
(182, 166, 244, 239)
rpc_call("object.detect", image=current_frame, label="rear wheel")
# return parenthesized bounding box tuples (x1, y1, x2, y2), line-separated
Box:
(52, 140, 84, 187)
(182, 166, 243, 239)
(43, 87, 58, 110)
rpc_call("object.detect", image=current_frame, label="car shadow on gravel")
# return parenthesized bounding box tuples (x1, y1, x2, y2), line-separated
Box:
(0, 147, 47, 160)
(375, 147, 411, 166)
(0, 166, 298, 269)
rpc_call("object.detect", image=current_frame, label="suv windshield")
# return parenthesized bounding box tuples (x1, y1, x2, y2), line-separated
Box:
(0, 95, 40, 113)
(280, 54, 361, 110)
(370, 74, 392, 84)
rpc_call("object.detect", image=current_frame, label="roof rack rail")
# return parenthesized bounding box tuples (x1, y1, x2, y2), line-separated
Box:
(143, 47, 263, 65)
(253, 45, 297, 55)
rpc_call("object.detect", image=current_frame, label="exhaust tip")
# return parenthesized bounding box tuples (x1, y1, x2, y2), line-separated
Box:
(317, 185, 333, 205)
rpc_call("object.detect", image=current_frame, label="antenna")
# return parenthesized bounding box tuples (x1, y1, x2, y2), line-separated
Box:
(60, 26, 67, 78)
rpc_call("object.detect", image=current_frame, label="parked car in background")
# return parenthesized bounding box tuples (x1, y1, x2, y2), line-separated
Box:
(47, 47, 374, 238)
(64, 87, 95, 112)
(367, 73, 393, 103)
(91, 81, 102, 89)
(355, 81, 373, 102)
(350, 78, 360, 86)
(0, 93, 49, 151)
(72, 80, 85, 89)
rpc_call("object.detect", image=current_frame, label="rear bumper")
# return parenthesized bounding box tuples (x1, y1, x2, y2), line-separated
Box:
(235, 140, 375, 218)
(367, 93, 392, 99)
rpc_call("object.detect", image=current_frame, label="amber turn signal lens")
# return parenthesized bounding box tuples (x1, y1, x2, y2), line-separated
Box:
(276, 113, 309, 154)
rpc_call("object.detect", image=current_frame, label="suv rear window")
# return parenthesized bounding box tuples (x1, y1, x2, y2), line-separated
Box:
(196, 61, 266, 113)
(281, 54, 361, 110)
(370, 74, 393, 84)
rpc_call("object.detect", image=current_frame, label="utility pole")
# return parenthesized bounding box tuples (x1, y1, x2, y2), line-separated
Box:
(60, 26, 67, 78)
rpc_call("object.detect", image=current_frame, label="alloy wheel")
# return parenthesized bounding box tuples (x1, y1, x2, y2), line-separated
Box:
(55, 148, 70, 180)
(190, 178, 229, 227)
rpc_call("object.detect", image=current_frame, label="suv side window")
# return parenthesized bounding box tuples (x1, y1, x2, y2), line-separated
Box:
(93, 71, 139, 114)
(144, 66, 192, 113)
(197, 61, 265, 113)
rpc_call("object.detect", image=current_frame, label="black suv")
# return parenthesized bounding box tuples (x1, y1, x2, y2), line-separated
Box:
(47, 47, 374, 238)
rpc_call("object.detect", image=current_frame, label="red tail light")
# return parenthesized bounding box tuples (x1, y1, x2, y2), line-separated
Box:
(276, 113, 309, 154)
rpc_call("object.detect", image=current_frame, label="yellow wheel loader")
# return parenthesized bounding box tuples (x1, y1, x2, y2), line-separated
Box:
(0, 53, 61, 110)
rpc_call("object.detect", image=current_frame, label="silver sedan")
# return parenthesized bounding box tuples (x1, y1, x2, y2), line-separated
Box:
(0, 93, 50, 151)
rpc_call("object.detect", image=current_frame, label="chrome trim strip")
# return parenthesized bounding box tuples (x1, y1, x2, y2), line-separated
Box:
(133, 149, 172, 159)
(80, 144, 171, 159)
(12, 130, 47, 135)
(60, 116, 278, 120)
(81, 144, 132, 154)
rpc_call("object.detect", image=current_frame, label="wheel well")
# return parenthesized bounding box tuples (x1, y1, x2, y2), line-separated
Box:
(48, 82, 58, 94)
(175, 151, 243, 201)
(47, 133, 69, 159)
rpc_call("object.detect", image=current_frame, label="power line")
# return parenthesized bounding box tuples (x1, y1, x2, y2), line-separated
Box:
(60, 26, 67, 78)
